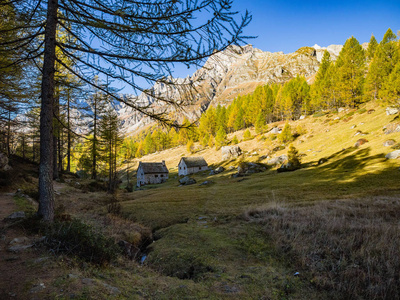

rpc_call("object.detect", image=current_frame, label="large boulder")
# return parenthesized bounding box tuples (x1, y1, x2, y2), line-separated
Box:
(383, 123, 400, 135)
(0, 152, 11, 171)
(270, 127, 282, 134)
(179, 176, 196, 185)
(386, 107, 399, 115)
(267, 155, 288, 166)
(386, 150, 400, 160)
(221, 146, 242, 160)
(277, 162, 300, 173)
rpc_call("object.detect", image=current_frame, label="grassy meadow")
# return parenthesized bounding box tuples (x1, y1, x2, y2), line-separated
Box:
(9, 101, 400, 299)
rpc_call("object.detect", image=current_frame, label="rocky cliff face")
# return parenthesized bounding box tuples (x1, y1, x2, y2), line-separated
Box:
(119, 44, 342, 135)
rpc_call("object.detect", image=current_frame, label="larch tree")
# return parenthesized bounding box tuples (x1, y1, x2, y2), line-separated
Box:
(334, 36, 366, 108)
(365, 28, 398, 101)
(366, 34, 378, 61)
(4, 0, 251, 221)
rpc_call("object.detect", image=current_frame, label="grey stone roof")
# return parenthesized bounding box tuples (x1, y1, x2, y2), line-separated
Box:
(138, 162, 169, 174)
(180, 157, 208, 168)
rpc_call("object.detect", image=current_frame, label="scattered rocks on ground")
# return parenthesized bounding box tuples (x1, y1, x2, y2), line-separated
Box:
(179, 176, 196, 185)
(355, 138, 368, 147)
(386, 150, 400, 160)
(384, 140, 396, 147)
(8, 237, 34, 253)
(221, 146, 242, 160)
(386, 107, 399, 115)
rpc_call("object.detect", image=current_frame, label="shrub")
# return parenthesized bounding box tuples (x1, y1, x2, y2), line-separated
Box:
(243, 129, 252, 141)
(42, 219, 121, 265)
(287, 144, 301, 168)
(278, 122, 293, 144)
(232, 135, 239, 144)
(356, 108, 367, 114)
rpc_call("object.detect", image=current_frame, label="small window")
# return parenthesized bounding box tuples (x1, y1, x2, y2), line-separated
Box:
(199, 167, 201, 170)
(161, 174, 164, 177)
(184, 167, 186, 170)
(179, 167, 181, 170)
(155, 175, 158, 178)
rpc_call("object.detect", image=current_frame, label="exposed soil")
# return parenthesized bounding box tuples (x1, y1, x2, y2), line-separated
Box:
(0, 185, 62, 299)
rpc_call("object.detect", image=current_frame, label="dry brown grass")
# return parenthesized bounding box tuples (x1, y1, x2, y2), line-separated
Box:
(244, 198, 400, 299)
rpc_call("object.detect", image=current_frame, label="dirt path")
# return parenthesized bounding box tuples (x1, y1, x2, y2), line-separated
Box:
(0, 192, 60, 300)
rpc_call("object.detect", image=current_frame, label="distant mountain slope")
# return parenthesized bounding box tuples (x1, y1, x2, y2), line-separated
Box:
(119, 44, 344, 135)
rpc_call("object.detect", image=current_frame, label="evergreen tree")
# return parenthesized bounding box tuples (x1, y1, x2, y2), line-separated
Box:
(380, 61, 400, 105)
(365, 28, 398, 101)
(232, 135, 239, 145)
(278, 122, 293, 144)
(287, 144, 301, 169)
(334, 36, 366, 107)
(243, 129, 252, 141)
(215, 126, 227, 149)
(366, 34, 378, 60)
(311, 50, 333, 110)
(255, 112, 266, 134)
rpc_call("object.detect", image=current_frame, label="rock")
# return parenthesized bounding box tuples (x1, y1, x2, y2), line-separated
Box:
(8, 244, 33, 253)
(355, 138, 368, 147)
(386, 150, 400, 160)
(82, 278, 95, 285)
(221, 146, 242, 160)
(338, 107, 346, 113)
(0, 152, 9, 170)
(318, 158, 328, 165)
(118, 240, 140, 260)
(277, 162, 299, 173)
(351, 125, 356, 129)
(299, 115, 306, 120)
(29, 283, 45, 293)
(179, 176, 196, 185)
(68, 274, 79, 279)
(9, 237, 30, 245)
(386, 107, 399, 115)
(367, 109, 375, 114)
(267, 155, 288, 166)
(270, 127, 282, 134)
(4, 211, 26, 221)
(209, 170, 216, 175)
(200, 181, 212, 186)
(102, 283, 121, 295)
(384, 140, 396, 147)
(383, 123, 400, 134)
(215, 166, 225, 174)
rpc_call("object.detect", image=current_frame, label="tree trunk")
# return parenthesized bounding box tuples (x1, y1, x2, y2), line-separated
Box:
(66, 90, 71, 172)
(7, 110, 11, 156)
(53, 94, 59, 180)
(37, 0, 58, 222)
(91, 98, 97, 180)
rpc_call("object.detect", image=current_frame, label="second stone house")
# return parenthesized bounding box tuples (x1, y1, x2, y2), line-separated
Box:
(178, 157, 208, 176)
(136, 161, 169, 187)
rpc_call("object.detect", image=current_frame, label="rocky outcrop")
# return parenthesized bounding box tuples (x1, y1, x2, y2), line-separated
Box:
(221, 146, 242, 160)
(119, 43, 342, 135)
(179, 176, 196, 185)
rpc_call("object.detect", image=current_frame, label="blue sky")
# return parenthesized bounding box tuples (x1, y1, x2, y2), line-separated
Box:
(230, 0, 400, 54)
(169, 0, 400, 79)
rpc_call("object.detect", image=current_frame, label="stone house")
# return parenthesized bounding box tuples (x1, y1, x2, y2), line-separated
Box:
(178, 157, 208, 176)
(136, 161, 169, 187)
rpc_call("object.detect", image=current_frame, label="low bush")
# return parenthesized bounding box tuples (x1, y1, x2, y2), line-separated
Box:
(42, 219, 121, 265)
